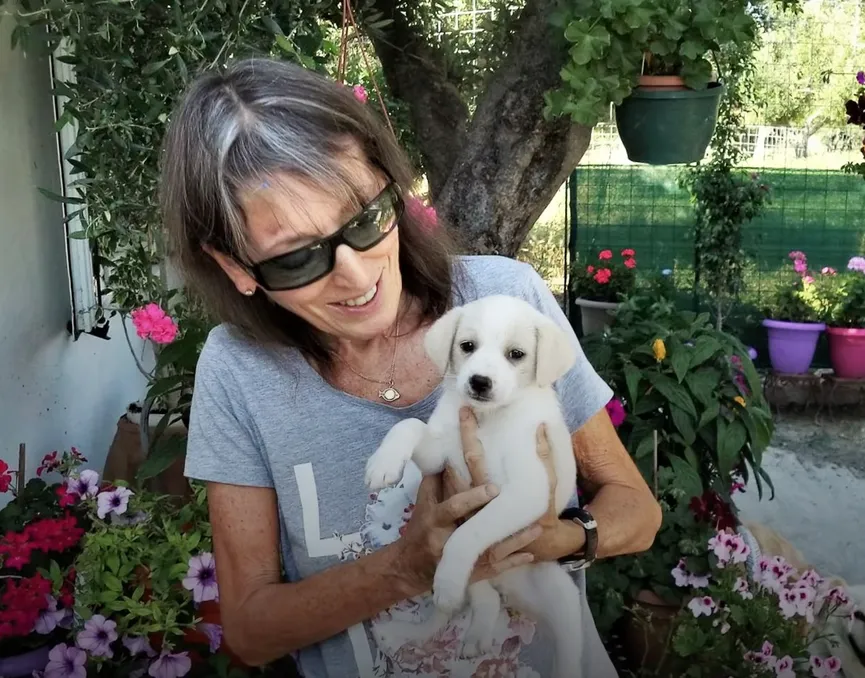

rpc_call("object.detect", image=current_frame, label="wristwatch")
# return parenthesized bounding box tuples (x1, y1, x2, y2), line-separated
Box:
(557, 506, 598, 572)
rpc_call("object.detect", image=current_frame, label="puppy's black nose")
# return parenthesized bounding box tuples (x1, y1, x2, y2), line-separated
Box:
(469, 374, 492, 394)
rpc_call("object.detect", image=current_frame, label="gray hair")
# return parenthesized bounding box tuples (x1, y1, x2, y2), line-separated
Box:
(160, 57, 456, 363)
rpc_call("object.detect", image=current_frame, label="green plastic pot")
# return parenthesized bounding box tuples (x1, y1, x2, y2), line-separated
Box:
(614, 82, 725, 165)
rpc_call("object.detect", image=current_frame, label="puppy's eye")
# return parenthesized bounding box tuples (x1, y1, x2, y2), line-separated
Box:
(508, 349, 525, 361)
(459, 341, 476, 354)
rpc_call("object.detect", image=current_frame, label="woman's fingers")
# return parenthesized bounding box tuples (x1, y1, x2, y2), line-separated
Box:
(536, 424, 560, 526)
(459, 407, 488, 487)
(438, 483, 498, 525)
(442, 463, 470, 499)
(487, 524, 543, 563)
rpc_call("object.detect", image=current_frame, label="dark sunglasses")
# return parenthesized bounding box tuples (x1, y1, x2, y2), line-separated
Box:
(245, 182, 404, 291)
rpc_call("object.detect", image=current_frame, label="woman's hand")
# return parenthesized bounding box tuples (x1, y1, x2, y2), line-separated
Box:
(393, 472, 541, 598)
(443, 408, 585, 564)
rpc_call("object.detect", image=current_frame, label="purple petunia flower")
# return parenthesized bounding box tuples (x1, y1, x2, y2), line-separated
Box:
(123, 635, 156, 658)
(96, 486, 133, 520)
(44, 644, 87, 678)
(66, 470, 99, 499)
(858, 71, 865, 86)
(148, 651, 192, 678)
(76, 614, 118, 658)
(182, 552, 218, 603)
(605, 397, 626, 428)
(198, 623, 223, 653)
(34, 595, 68, 635)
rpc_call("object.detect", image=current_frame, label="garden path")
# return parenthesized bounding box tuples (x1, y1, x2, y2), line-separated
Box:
(735, 411, 865, 586)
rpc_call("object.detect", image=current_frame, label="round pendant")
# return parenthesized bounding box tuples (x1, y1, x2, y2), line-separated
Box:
(379, 387, 401, 403)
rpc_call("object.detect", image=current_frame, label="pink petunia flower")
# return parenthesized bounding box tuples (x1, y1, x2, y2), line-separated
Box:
(351, 85, 368, 103)
(131, 303, 179, 344)
(857, 71, 865, 86)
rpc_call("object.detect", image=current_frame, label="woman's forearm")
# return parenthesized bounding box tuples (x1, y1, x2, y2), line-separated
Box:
(229, 542, 420, 666)
(583, 483, 661, 558)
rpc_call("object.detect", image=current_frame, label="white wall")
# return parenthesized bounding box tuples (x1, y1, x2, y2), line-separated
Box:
(0, 16, 151, 501)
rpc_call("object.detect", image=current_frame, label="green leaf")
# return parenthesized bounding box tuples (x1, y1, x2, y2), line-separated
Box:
(688, 336, 721, 368)
(697, 400, 720, 430)
(137, 435, 187, 481)
(680, 39, 706, 61)
(669, 454, 703, 501)
(634, 432, 656, 459)
(146, 374, 186, 401)
(106, 553, 120, 574)
(141, 59, 170, 76)
(670, 405, 696, 446)
(669, 340, 691, 383)
(38, 187, 84, 205)
(684, 447, 700, 471)
(624, 362, 642, 405)
(648, 372, 698, 419)
(68, 230, 89, 240)
(565, 21, 611, 65)
(718, 419, 747, 479)
(686, 367, 720, 406)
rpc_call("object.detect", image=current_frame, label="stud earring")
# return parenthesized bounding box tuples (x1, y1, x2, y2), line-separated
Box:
(243, 289, 254, 296)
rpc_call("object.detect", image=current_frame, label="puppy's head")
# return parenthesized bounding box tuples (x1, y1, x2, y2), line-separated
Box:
(424, 294, 576, 411)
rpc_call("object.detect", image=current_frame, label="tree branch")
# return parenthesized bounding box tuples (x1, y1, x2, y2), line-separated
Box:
(365, 1, 469, 198)
(436, 0, 593, 256)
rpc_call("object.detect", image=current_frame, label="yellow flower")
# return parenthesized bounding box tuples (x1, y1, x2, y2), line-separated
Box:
(652, 338, 666, 362)
(734, 396, 746, 408)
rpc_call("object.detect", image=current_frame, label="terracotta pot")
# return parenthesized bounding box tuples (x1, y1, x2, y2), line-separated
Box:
(621, 590, 681, 675)
(638, 74, 688, 90)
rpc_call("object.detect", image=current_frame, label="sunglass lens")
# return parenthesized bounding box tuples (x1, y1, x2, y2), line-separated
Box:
(344, 186, 399, 250)
(256, 242, 332, 290)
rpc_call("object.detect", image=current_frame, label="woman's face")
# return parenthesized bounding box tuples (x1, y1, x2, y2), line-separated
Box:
(209, 148, 403, 343)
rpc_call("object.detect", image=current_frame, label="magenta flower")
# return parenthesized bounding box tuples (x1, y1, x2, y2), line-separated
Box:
(794, 258, 808, 275)
(131, 303, 178, 344)
(76, 614, 118, 658)
(858, 71, 865, 86)
(604, 397, 626, 428)
(811, 655, 843, 677)
(96, 486, 133, 520)
(123, 635, 156, 658)
(822, 267, 837, 276)
(182, 552, 218, 603)
(66, 469, 99, 499)
(405, 196, 438, 232)
(148, 651, 192, 678)
(351, 85, 368, 104)
(803, 275, 815, 284)
(45, 644, 87, 678)
(789, 250, 806, 261)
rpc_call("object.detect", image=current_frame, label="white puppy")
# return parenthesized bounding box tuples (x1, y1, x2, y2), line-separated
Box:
(365, 294, 584, 677)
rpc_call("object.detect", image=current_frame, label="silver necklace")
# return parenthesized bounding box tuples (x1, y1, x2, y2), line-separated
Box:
(337, 318, 401, 403)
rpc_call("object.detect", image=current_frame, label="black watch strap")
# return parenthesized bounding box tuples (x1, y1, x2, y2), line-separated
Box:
(558, 506, 598, 571)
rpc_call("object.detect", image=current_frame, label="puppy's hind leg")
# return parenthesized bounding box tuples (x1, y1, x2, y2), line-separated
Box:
(461, 581, 501, 658)
(496, 563, 584, 678)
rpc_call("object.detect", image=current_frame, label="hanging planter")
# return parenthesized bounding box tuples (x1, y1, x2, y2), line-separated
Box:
(615, 76, 725, 165)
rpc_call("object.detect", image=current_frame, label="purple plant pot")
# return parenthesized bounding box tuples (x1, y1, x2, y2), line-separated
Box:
(762, 318, 826, 375)
(0, 645, 52, 678)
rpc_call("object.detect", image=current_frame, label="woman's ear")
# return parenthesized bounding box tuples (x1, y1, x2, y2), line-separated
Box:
(204, 244, 258, 295)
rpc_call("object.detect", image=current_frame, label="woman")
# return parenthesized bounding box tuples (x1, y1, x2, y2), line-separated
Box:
(164, 57, 661, 677)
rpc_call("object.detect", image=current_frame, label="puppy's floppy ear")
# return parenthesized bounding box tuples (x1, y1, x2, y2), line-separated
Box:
(424, 306, 463, 376)
(534, 315, 577, 388)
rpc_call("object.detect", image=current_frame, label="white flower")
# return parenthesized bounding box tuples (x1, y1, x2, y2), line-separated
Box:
(687, 596, 716, 617)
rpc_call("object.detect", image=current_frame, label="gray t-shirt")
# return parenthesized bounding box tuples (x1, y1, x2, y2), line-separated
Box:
(184, 255, 617, 678)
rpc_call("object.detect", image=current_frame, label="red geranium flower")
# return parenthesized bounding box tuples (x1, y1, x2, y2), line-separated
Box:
(0, 460, 12, 493)
(598, 250, 613, 260)
(586, 265, 595, 273)
(593, 268, 612, 284)
(624, 258, 636, 269)
(621, 248, 635, 257)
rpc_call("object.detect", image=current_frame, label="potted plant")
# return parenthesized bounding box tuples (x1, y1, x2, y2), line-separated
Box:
(650, 528, 856, 676)
(547, 0, 782, 164)
(822, 257, 865, 379)
(570, 248, 638, 334)
(761, 251, 829, 375)
(0, 451, 88, 677)
(580, 291, 775, 665)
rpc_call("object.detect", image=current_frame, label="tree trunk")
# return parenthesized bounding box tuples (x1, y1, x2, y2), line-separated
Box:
(369, 0, 593, 256)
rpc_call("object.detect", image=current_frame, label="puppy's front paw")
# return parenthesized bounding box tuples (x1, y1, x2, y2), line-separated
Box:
(460, 630, 494, 658)
(432, 570, 468, 616)
(364, 450, 406, 491)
